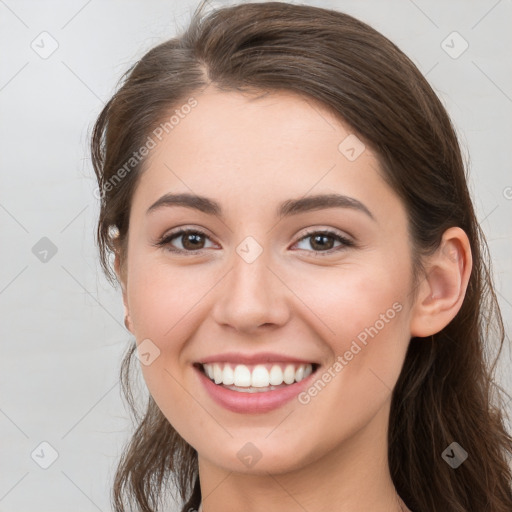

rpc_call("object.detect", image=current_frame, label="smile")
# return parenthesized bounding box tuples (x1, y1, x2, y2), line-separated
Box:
(193, 358, 320, 413)
(200, 362, 316, 390)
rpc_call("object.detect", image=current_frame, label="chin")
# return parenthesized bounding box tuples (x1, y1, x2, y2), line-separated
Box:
(197, 434, 321, 476)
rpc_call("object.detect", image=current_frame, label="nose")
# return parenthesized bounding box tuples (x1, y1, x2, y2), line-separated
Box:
(211, 246, 291, 334)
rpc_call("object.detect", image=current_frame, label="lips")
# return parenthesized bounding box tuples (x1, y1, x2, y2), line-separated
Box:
(192, 352, 320, 413)
(194, 362, 319, 413)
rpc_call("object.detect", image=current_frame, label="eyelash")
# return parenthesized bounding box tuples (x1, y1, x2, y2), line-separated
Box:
(154, 227, 355, 256)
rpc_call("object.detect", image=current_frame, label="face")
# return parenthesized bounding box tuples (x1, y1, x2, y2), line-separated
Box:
(119, 88, 417, 475)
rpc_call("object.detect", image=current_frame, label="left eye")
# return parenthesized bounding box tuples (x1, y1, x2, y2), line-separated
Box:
(155, 228, 354, 255)
(293, 230, 354, 253)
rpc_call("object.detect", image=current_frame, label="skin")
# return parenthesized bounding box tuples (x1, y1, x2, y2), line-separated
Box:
(115, 87, 472, 512)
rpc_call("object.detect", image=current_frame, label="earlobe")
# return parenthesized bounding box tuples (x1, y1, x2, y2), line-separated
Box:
(124, 309, 133, 333)
(410, 227, 472, 338)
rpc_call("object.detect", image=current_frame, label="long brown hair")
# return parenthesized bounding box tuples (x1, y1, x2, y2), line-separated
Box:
(90, 2, 512, 511)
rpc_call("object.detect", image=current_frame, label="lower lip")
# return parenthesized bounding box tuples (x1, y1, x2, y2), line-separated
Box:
(195, 365, 318, 414)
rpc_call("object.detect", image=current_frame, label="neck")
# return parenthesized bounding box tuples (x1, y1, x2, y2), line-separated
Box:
(197, 398, 408, 511)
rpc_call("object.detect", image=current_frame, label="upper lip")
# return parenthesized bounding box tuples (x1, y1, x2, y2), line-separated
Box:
(196, 352, 318, 366)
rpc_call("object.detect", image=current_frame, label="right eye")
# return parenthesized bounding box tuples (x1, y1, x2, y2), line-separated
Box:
(155, 228, 217, 254)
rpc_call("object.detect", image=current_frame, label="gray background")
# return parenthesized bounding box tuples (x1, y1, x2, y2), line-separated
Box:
(1, 0, 511, 510)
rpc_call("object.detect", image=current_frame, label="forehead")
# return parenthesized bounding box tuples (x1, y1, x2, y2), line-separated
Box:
(169, 88, 351, 157)
(130, 88, 400, 223)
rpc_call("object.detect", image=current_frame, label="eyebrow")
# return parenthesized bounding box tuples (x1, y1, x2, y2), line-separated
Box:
(146, 192, 375, 221)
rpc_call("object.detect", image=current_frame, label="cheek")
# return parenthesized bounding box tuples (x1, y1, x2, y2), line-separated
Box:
(125, 258, 216, 412)
(287, 260, 408, 346)
(126, 259, 208, 433)
(126, 254, 215, 338)
(287, 260, 411, 412)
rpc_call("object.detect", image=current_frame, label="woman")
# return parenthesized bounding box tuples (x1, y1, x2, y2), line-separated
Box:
(91, 1, 512, 511)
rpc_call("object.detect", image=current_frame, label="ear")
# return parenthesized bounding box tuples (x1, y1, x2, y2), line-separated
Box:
(409, 227, 472, 338)
(114, 250, 134, 334)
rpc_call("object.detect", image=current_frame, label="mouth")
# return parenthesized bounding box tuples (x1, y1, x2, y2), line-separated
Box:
(193, 361, 320, 393)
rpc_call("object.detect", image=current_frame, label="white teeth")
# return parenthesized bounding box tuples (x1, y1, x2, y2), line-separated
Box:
(201, 362, 314, 388)
(233, 365, 251, 387)
(251, 365, 269, 387)
(213, 363, 223, 384)
(269, 364, 284, 385)
(222, 364, 235, 385)
(283, 364, 295, 384)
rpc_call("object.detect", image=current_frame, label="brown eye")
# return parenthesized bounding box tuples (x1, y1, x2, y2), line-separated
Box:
(156, 229, 215, 254)
(309, 233, 336, 251)
(294, 229, 354, 255)
(181, 232, 206, 250)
